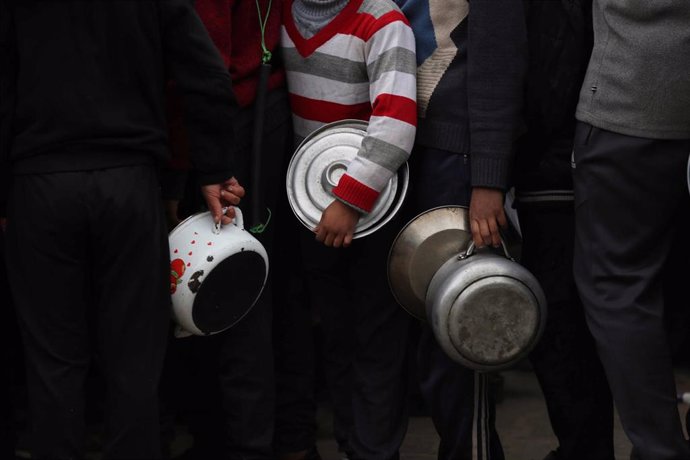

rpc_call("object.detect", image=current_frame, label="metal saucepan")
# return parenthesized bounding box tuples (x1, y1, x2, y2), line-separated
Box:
(388, 205, 546, 371)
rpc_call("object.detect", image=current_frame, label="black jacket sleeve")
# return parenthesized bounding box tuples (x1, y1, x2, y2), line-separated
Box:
(467, 0, 528, 190)
(159, 0, 238, 186)
(0, 0, 16, 216)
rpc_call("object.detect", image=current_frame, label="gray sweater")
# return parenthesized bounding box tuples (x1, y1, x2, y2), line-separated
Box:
(576, 0, 690, 139)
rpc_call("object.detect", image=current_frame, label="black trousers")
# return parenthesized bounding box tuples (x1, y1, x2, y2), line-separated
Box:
(272, 190, 319, 456)
(0, 227, 21, 459)
(518, 204, 615, 460)
(410, 146, 504, 460)
(160, 90, 292, 460)
(5, 165, 170, 459)
(298, 219, 412, 460)
(572, 123, 690, 460)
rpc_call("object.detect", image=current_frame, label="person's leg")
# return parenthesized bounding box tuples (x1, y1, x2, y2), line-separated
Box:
(89, 166, 170, 459)
(273, 219, 318, 458)
(214, 290, 275, 460)
(572, 123, 690, 460)
(345, 225, 411, 460)
(417, 330, 503, 460)
(520, 205, 614, 460)
(6, 172, 93, 459)
(410, 146, 504, 460)
(0, 215, 21, 458)
(214, 96, 293, 460)
(300, 229, 355, 456)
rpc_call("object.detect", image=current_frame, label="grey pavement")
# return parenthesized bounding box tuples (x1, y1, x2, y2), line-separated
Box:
(315, 368, 690, 460)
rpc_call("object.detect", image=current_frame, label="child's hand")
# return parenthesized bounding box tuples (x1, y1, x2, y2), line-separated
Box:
(314, 200, 361, 248)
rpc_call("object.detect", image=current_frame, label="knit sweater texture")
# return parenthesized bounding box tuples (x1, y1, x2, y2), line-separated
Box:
(194, 0, 285, 108)
(292, 0, 348, 38)
(282, 0, 417, 213)
(576, 0, 690, 139)
(393, 0, 527, 190)
(2, 0, 236, 186)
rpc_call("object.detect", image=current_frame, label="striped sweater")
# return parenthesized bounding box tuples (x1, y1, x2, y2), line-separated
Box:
(281, 0, 417, 213)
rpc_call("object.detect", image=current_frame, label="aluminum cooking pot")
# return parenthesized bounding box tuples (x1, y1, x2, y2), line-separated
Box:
(426, 240, 546, 371)
(168, 208, 268, 337)
(286, 119, 409, 238)
(388, 206, 546, 371)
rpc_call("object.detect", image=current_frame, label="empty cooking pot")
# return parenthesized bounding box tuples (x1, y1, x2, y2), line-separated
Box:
(388, 206, 546, 371)
(169, 208, 269, 337)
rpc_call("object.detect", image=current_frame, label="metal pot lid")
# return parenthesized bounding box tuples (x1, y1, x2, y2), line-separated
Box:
(387, 206, 473, 320)
(286, 119, 408, 239)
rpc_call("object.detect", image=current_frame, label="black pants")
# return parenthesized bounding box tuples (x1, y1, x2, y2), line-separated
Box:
(410, 146, 504, 460)
(160, 90, 292, 459)
(5, 165, 170, 459)
(518, 204, 615, 460)
(272, 190, 319, 456)
(296, 217, 411, 460)
(0, 227, 22, 459)
(572, 123, 690, 460)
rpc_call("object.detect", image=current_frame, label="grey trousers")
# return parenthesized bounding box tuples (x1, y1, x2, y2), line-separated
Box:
(572, 122, 690, 460)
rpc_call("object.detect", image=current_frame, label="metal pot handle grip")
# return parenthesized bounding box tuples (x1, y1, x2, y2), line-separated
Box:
(459, 235, 514, 261)
(212, 207, 244, 235)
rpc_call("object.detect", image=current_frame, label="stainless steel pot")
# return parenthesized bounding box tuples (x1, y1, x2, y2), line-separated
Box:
(388, 206, 546, 371)
(426, 240, 546, 371)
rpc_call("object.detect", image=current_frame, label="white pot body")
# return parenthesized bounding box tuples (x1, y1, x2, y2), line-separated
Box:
(168, 208, 269, 336)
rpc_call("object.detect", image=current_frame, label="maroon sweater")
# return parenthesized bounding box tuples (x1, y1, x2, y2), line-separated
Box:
(167, 0, 285, 174)
(195, 0, 285, 108)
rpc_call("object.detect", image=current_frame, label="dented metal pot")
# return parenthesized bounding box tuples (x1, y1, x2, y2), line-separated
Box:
(388, 206, 546, 371)
(426, 240, 546, 371)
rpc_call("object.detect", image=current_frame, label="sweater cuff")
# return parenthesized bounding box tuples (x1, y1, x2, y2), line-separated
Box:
(470, 154, 511, 190)
(332, 174, 379, 213)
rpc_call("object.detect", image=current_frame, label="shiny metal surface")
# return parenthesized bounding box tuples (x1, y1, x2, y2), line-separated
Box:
(426, 252, 546, 371)
(387, 206, 473, 320)
(286, 119, 408, 238)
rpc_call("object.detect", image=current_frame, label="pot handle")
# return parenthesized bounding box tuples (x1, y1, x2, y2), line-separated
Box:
(459, 236, 515, 262)
(212, 207, 244, 235)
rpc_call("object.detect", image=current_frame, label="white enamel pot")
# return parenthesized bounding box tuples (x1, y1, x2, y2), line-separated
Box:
(168, 208, 269, 337)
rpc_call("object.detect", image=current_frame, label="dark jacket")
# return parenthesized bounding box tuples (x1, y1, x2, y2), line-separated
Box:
(0, 0, 238, 196)
(394, 0, 528, 191)
(514, 0, 593, 204)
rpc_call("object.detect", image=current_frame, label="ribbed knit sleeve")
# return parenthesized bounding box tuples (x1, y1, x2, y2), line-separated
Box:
(333, 8, 417, 213)
(467, 0, 527, 190)
(283, 0, 417, 213)
(160, 0, 238, 186)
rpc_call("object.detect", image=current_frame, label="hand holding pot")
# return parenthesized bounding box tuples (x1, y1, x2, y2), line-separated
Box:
(469, 187, 508, 248)
(314, 199, 361, 248)
(201, 177, 246, 225)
